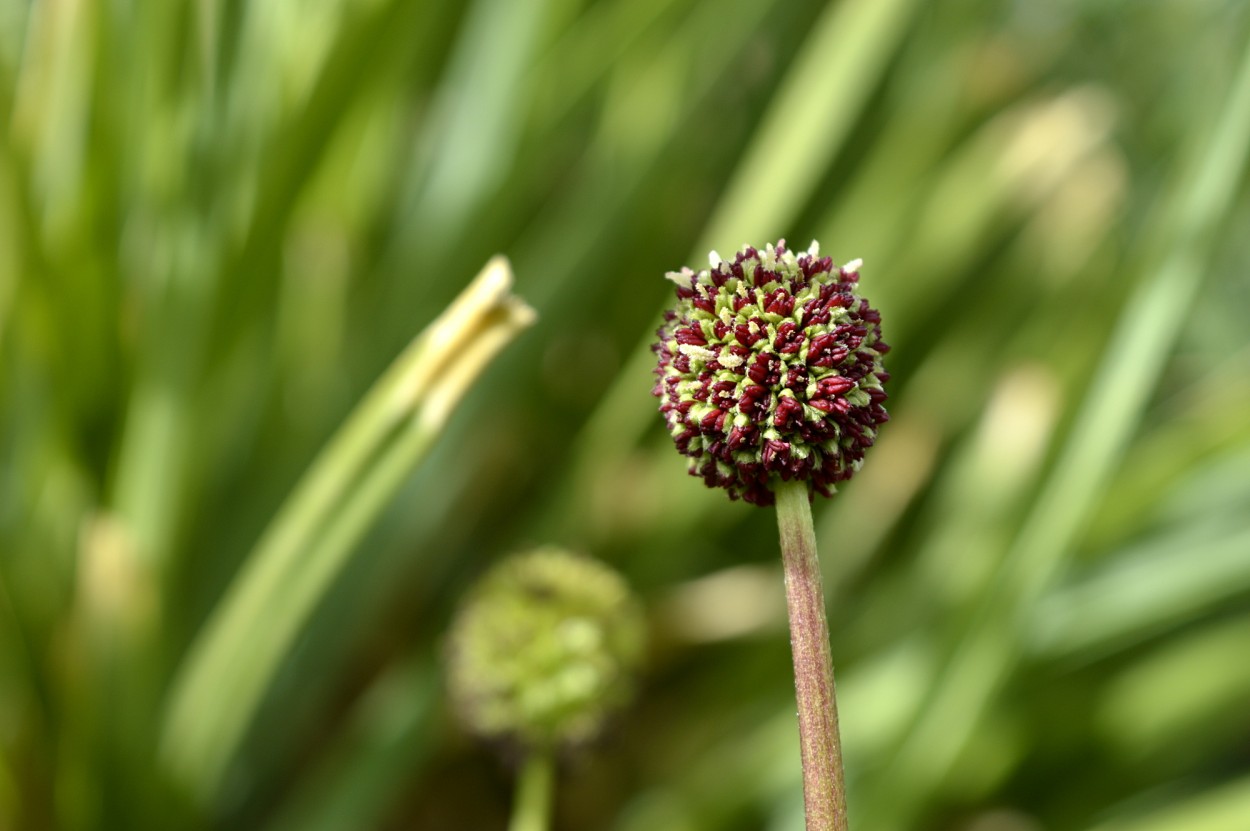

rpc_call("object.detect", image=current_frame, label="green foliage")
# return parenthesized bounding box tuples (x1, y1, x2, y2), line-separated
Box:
(1, 1, 1248, 829)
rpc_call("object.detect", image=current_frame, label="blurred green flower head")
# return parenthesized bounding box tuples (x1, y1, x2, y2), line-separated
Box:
(652, 240, 890, 506)
(446, 548, 645, 751)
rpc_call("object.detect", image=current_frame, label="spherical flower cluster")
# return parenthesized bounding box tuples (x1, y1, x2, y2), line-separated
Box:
(652, 240, 890, 506)
(445, 548, 645, 752)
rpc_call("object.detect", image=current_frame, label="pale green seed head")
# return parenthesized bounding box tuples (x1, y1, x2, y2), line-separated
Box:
(445, 548, 646, 751)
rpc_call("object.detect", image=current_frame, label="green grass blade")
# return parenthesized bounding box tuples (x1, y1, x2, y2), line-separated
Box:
(551, 0, 919, 538)
(696, 0, 918, 253)
(263, 654, 440, 831)
(1085, 777, 1250, 831)
(862, 30, 1250, 828)
(160, 258, 534, 800)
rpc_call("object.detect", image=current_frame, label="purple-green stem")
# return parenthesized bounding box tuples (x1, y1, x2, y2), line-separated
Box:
(775, 479, 849, 831)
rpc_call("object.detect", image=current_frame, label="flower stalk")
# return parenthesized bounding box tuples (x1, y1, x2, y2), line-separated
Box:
(445, 548, 645, 831)
(775, 479, 847, 831)
(509, 751, 555, 831)
(652, 240, 888, 830)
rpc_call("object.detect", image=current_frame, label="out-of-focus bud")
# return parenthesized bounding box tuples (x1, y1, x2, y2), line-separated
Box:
(445, 548, 645, 752)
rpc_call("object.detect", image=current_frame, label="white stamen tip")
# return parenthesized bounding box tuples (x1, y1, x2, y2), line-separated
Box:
(719, 352, 745, 369)
(842, 258, 863, 273)
(664, 267, 695, 286)
(678, 344, 718, 362)
(807, 240, 821, 257)
(708, 250, 722, 268)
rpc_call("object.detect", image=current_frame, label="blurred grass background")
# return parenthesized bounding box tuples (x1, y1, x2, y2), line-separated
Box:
(2, 0, 1250, 829)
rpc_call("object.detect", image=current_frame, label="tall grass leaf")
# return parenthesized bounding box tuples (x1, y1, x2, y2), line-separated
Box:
(862, 30, 1250, 829)
(554, 0, 919, 538)
(263, 654, 439, 831)
(1085, 777, 1250, 831)
(160, 258, 534, 799)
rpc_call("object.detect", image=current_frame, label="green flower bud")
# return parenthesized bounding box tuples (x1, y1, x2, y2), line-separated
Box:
(652, 240, 890, 505)
(445, 548, 645, 752)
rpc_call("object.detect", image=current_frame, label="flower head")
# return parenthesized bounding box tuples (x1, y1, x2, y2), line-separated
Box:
(445, 548, 645, 752)
(652, 240, 889, 506)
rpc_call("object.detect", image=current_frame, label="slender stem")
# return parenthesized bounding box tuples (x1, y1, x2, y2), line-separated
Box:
(509, 750, 555, 831)
(774, 479, 848, 831)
